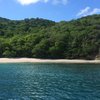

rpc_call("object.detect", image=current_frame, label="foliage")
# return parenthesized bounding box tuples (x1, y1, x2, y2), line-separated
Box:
(0, 15, 100, 59)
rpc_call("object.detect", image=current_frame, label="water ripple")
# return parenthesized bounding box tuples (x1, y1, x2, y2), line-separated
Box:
(0, 63, 100, 99)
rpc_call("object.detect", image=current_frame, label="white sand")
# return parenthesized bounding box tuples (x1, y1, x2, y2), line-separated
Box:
(0, 58, 100, 64)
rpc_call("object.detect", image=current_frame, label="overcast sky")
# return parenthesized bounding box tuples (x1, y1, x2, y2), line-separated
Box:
(0, 0, 100, 21)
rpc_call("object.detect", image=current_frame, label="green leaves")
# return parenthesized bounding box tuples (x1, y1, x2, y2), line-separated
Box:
(0, 15, 100, 59)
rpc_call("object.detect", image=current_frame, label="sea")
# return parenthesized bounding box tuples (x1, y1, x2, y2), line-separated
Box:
(0, 63, 100, 100)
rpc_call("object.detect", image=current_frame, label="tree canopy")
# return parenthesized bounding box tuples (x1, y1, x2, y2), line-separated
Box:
(0, 14, 100, 59)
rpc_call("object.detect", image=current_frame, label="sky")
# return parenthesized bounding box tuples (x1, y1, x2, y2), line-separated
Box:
(0, 0, 100, 22)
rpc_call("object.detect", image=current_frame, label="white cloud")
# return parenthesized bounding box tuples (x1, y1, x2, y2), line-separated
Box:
(77, 7, 100, 17)
(90, 8, 100, 15)
(16, 0, 68, 5)
(77, 7, 90, 16)
(17, 0, 48, 5)
(52, 0, 67, 5)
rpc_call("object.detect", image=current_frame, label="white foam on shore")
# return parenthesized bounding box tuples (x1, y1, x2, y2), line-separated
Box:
(0, 58, 100, 64)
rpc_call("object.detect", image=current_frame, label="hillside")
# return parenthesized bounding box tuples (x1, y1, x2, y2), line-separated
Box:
(0, 14, 100, 59)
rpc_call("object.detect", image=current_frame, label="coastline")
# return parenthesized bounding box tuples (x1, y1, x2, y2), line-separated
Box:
(0, 58, 100, 64)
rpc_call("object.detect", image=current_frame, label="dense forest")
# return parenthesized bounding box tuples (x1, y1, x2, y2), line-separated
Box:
(0, 14, 100, 59)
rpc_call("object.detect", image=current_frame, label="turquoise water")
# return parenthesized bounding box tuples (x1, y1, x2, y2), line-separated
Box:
(0, 63, 100, 100)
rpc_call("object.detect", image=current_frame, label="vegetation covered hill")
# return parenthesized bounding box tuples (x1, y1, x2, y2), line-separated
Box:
(0, 15, 100, 59)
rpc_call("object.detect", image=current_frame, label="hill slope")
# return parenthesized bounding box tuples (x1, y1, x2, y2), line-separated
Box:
(0, 15, 100, 59)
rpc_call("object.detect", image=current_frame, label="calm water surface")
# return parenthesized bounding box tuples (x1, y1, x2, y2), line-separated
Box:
(0, 63, 100, 100)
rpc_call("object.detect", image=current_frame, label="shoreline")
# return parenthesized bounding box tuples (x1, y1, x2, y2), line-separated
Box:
(0, 58, 100, 64)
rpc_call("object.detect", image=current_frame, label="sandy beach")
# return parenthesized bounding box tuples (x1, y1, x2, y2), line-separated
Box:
(0, 58, 100, 64)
